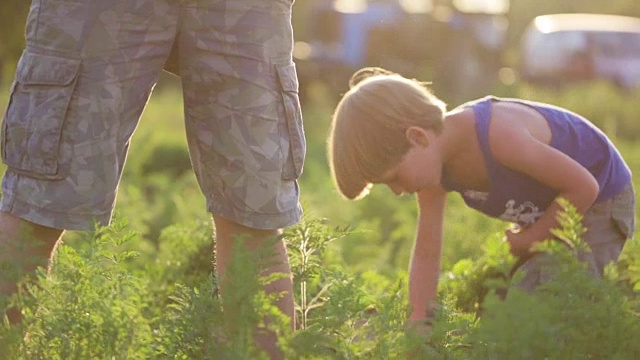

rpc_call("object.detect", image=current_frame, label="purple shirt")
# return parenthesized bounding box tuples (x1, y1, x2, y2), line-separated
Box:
(441, 96, 632, 226)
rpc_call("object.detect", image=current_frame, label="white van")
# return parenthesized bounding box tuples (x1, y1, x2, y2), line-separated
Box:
(519, 13, 640, 90)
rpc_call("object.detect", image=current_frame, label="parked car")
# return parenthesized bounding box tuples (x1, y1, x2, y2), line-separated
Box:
(294, 0, 510, 102)
(519, 13, 640, 90)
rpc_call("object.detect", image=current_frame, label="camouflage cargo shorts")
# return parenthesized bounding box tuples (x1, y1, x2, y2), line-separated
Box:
(0, 0, 305, 231)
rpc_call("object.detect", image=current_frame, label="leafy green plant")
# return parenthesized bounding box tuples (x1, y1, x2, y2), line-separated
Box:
(439, 233, 515, 314)
(466, 200, 640, 359)
(8, 219, 153, 359)
(285, 215, 353, 330)
(152, 276, 223, 359)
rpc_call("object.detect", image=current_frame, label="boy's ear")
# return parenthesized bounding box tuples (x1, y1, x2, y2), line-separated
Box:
(405, 126, 431, 147)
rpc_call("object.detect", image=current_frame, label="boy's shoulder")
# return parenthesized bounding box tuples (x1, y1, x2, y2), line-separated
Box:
(451, 95, 494, 111)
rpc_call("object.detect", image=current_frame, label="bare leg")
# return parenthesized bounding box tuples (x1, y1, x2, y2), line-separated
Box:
(213, 216, 294, 360)
(0, 212, 64, 324)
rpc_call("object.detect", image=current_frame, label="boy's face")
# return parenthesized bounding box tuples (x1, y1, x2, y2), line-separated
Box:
(372, 128, 443, 196)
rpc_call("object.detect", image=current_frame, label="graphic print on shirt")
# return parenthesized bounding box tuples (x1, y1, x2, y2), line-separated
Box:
(499, 199, 544, 225)
(463, 190, 489, 202)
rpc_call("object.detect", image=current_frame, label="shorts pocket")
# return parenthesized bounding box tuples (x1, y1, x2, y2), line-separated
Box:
(1, 51, 81, 180)
(276, 62, 306, 180)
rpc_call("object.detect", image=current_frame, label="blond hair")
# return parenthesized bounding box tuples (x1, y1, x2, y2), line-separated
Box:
(328, 67, 447, 200)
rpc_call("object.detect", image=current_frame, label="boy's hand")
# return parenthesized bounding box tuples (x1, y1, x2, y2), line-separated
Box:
(504, 226, 534, 257)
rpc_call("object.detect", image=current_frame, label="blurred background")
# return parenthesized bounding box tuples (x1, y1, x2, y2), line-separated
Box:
(0, 0, 639, 275)
(292, 0, 640, 104)
(2, 0, 640, 96)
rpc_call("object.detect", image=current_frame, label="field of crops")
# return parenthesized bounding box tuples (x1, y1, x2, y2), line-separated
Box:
(1, 74, 639, 358)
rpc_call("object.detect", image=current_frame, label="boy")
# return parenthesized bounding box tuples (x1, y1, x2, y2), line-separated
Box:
(328, 67, 635, 324)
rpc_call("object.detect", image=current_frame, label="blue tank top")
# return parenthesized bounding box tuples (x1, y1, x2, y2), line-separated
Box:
(441, 96, 632, 226)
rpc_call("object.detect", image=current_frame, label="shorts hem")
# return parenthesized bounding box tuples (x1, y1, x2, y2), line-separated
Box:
(0, 193, 111, 231)
(208, 201, 302, 231)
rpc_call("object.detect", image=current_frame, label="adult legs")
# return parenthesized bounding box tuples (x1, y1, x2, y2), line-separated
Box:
(213, 216, 294, 359)
(0, 212, 64, 323)
(0, 0, 179, 325)
(178, 1, 303, 357)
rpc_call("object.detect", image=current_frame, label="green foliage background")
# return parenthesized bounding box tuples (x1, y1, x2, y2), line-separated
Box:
(0, 1, 640, 358)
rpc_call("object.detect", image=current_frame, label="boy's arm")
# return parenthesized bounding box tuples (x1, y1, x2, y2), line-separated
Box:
(408, 186, 447, 322)
(489, 116, 599, 256)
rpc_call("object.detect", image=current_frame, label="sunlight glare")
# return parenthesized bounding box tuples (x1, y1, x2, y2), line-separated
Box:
(399, 0, 433, 14)
(534, 16, 555, 34)
(452, 0, 509, 14)
(334, 0, 367, 14)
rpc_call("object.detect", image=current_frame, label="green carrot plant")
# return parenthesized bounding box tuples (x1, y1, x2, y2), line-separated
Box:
(2, 200, 640, 359)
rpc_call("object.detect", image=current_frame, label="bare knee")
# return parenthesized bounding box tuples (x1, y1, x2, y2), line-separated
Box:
(0, 211, 64, 263)
(0, 212, 64, 324)
(213, 216, 281, 250)
(212, 215, 290, 284)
